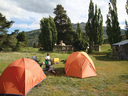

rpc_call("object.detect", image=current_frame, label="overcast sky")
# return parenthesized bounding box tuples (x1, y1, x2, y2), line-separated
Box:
(0, 0, 127, 33)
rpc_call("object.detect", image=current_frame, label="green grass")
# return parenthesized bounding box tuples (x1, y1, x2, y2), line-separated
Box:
(0, 45, 128, 96)
(101, 44, 111, 52)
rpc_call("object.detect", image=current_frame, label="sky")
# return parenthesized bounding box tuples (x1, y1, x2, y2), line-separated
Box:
(0, 0, 127, 34)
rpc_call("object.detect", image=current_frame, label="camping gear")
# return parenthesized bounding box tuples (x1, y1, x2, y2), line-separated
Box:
(51, 58, 59, 64)
(0, 58, 46, 96)
(65, 52, 97, 78)
(32, 56, 41, 63)
(45, 60, 51, 66)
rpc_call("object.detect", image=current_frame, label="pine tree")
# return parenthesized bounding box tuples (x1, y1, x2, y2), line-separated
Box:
(0, 13, 14, 34)
(64, 17, 75, 45)
(66, 17, 73, 31)
(106, 1, 121, 45)
(0, 12, 14, 51)
(54, 4, 68, 44)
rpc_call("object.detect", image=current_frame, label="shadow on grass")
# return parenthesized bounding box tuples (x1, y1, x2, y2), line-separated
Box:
(43, 67, 66, 77)
(119, 73, 128, 79)
(118, 73, 128, 84)
(93, 55, 126, 61)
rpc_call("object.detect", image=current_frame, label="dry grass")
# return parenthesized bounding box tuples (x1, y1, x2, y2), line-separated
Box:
(0, 46, 128, 96)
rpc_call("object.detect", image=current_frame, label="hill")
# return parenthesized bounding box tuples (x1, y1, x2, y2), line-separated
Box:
(26, 22, 125, 47)
(26, 29, 41, 47)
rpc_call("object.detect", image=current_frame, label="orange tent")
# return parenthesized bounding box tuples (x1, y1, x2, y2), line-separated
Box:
(65, 52, 97, 78)
(0, 58, 46, 96)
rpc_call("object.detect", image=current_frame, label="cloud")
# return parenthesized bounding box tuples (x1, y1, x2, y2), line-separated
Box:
(0, 0, 127, 32)
(13, 21, 39, 29)
(0, 0, 22, 20)
(8, 0, 64, 14)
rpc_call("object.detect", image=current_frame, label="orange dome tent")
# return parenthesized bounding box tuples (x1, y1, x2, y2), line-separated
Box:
(65, 52, 97, 78)
(0, 58, 46, 96)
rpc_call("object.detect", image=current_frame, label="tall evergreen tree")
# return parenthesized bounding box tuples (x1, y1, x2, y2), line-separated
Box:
(40, 16, 57, 51)
(93, 4, 99, 44)
(73, 22, 88, 51)
(76, 23, 82, 39)
(54, 4, 74, 45)
(85, 0, 94, 49)
(91, 4, 104, 45)
(53, 4, 68, 44)
(49, 16, 57, 49)
(106, 0, 121, 45)
(66, 17, 73, 31)
(97, 8, 104, 45)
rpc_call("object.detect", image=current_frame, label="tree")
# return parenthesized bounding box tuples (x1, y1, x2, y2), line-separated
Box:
(106, 0, 122, 46)
(16, 31, 28, 47)
(85, 0, 95, 53)
(97, 8, 104, 45)
(93, 4, 99, 44)
(0, 13, 14, 34)
(73, 22, 89, 51)
(125, 0, 128, 39)
(0, 12, 14, 51)
(73, 38, 88, 51)
(53, 4, 69, 44)
(39, 16, 57, 51)
(89, 4, 104, 46)
(66, 17, 73, 31)
(85, 0, 94, 47)
(49, 16, 57, 50)
(1, 34, 17, 51)
(64, 17, 75, 45)
(76, 23, 82, 39)
(33, 43, 36, 48)
(10, 29, 19, 35)
(0, 29, 19, 51)
(125, 20, 128, 39)
(126, 0, 128, 14)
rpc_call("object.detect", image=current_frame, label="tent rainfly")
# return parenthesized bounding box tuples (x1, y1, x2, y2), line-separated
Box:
(0, 58, 46, 96)
(65, 52, 97, 78)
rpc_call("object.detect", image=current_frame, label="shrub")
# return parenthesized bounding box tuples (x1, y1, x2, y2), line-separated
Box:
(73, 38, 88, 51)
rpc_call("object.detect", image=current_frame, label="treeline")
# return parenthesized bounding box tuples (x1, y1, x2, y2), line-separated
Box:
(38, 0, 123, 52)
(1, 0, 128, 52)
(0, 25, 28, 51)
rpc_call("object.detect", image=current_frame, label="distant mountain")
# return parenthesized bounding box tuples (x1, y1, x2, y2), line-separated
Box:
(26, 29, 41, 47)
(26, 22, 125, 47)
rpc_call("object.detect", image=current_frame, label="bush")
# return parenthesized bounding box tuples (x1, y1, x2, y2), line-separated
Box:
(73, 38, 88, 51)
(1, 45, 13, 52)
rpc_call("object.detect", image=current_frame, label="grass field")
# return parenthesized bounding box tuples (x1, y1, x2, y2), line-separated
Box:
(0, 44, 128, 96)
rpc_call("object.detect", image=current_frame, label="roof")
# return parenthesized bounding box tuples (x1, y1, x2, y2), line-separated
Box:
(112, 40, 128, 46)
